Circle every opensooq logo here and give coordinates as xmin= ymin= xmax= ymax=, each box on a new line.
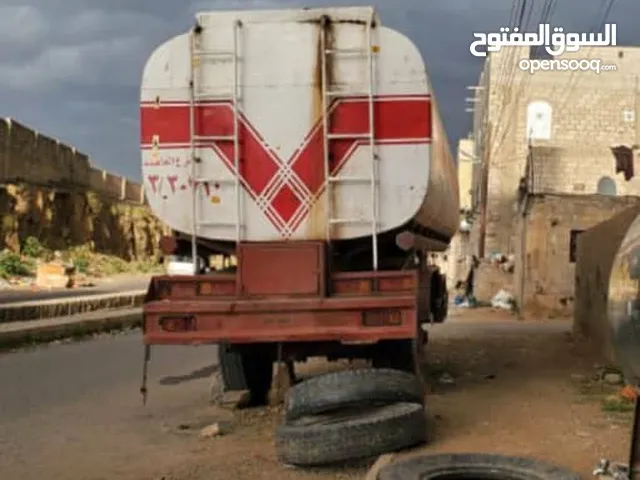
xmin=469 ymin=23 xmax=617 ymax=57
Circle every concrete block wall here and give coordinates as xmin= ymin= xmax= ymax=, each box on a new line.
xmin=475 ymin=46 xmax=640 ymax=256
xmin=473 ymin=263 xmax=513 ymax=303
xmin=574 ymin=205 xmax=640 ymax=364
xmin=516 ymin=194 xmax=640 ymax=316
xmin=0 ymin=118 xmax=144 ymax=204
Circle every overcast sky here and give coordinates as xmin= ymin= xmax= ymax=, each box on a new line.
xmin=0 ymin=0 xmax=638 ymax=181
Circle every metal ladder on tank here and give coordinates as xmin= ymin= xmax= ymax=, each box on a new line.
xmin=320 ymin=18 xmax=379 ymax=270
xmin=188 ymin=20 xmax=243 ymax=269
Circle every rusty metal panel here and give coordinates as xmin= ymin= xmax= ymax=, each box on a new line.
xmin=143 ymin=294 xmax=415 ymax=344
xmin=150 ymin=274 xmax=237 ymax=300
xmin=332 ymin=277 xmax=373 ymax=295
xmin=237 ymin=241 xmax=325 ymax=297
xmin=331 ymin=270 xmax=417 ymax=296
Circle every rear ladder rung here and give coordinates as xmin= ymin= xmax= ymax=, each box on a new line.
xmin=327 ymin=132 xmax=371 ymax=140
xmin=193 ymin=50 xmax=235 ymax=59
xmin=327 ymin=176 xmax=374 ymax=183
xmin=326 ymin=90 xmax=369 ymax=97
xmin=197 ymin=221 xmax=244 ymax=228
xmin=325 ymin=48 xmax=368 ymax=56
xmin=329 ymin=218 xmax=376 ymax=225
xmin=193 ymin=134 xmax=237 ymax=141
xmin=193 ymin=90 xmax=236 ymax=99
xmin=193 ymin=178 xmax=236 ymax=184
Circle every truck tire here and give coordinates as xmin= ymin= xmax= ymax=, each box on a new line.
xmin=377 ymin=453 xmax=581 ymax=480
xmin=218 ymin=344 xmax=273 ymax=406
xmin=284 ymin=369 xmax=424 ymax=422
xmin=275 ymin=402 xmax=427 ymax=466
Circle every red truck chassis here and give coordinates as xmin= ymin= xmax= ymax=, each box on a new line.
xmin=142 ymin=240 xmax=437 ymax=403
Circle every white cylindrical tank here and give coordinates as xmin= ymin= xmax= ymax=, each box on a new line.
xmin=140 ymin=6 xmax=459 ymax=246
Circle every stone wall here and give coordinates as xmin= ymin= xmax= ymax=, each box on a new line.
xmin=473 ymin=262 xmax=513 ymax=303
xmin=0 ymin=185 xmax=165 ymax=261
xmin=0 ymin=117 xmax=168 ymax=260
xmin=574 ymin=205 xmax=640 ymax=363
xmin=473 ymin=46 xmax=640 ymax=257
xmin=516 ymin=194 xmax=640 ymax=316
xmin=0 ymin=118 xmax=144 ymax=204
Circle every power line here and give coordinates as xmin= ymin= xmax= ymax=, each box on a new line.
xmin=553 ymin=0 xmax=617 ymax=120
xmin=489 ymin=0 xmax=551 ymax=158
xmin=491 ymin=0 xmax=524 ymax=96
xmin=531 ymin=0 xmax=558 ymax=58
xmin=486 ymin=0 xmax=533 ymax=156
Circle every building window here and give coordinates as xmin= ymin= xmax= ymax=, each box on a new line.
xmin=526 ymin=101 xmax=552 ymax=140
xmin=569 ymin=229 xmax=585 ymax=263
xmin=597 ymin=176 xmax=617 ymax=196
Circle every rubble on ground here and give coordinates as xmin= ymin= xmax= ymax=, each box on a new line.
xmin=491 ymin=289 xmax=516 ymax=310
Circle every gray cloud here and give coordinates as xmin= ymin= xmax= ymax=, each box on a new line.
xmin=0 ymin=0 xmax=638 ymax=179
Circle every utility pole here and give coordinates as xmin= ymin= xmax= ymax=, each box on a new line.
xmin=478 ymin=124 xmax=491 ymax=259
xmin=635 ymin=75 xmax=639 ymax=149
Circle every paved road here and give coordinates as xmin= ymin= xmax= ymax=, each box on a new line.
xmin=0 ymin=275 xmax=151 ymax=304
xmin=0 ymin=333 xmax=219 ymax=480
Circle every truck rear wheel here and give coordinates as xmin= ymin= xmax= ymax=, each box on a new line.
xmin=218 ymin=344 xmax=274 ymax=406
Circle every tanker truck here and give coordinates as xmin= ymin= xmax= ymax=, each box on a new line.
xmin=140 ymin=6 xmax=459 ymax=404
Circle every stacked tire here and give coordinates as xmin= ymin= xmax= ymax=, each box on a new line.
xmin=376 ymin=453 xmax=582 ymax=480
xmin=275 ymin=368 xmax=428 ymax=466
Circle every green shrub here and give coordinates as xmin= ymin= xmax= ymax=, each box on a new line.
xmin=21 ymin=236 xmax=46 ymax=258
xmin=0 ymin=251 xmax=33 ymax=278
xmin=74 ymin=257 xmax=90 ymax=274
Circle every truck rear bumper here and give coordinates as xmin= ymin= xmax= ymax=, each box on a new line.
xmin=143 ymin=295 xmax=416 ymax=345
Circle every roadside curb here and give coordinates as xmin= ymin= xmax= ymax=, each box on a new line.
xmin=0 ymin=308 xmax=143 ymax=351
xmin=0 ymin=291 xmax=146 ymax=323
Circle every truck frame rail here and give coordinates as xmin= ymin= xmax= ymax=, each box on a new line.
xmin=143 ymin=241 xmax=418 ymax=345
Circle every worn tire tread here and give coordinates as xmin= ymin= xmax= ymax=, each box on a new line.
xmin=285 ymin=368 xmax=424 ymax=422
xmin=276 ymin=402 xmax=427 ymax=466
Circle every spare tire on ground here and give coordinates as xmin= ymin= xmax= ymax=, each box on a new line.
xmin=284 ymin=368 xmax=424 ymax=422
xmin=377 ymin=453 xmax=582 ymax=480
xmin=275 ymin=402 xmax=427 ymax=466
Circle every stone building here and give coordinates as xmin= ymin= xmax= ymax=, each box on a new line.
xmin=469 ymin=45 xmax=640 ymax=314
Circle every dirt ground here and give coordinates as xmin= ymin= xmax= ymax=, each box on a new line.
xmin=147 ymin=308 xmax=632 ymax=479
